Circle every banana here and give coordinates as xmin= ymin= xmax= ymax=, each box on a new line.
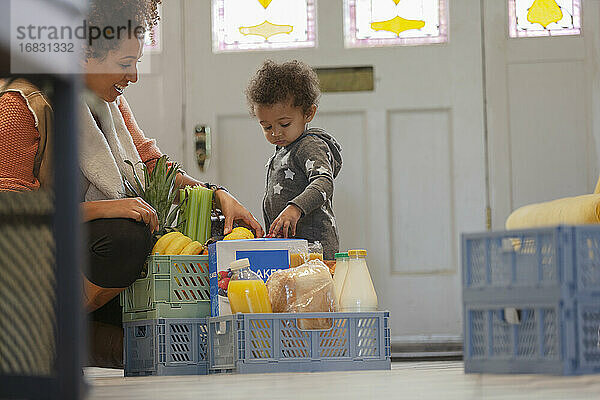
xmin=163 ymin=235 xmax=193 ymax=255
xmin=152 ymin=231 xmax=184 ymax=255
xmin=179 ymin=241 xmax=204 ymax=255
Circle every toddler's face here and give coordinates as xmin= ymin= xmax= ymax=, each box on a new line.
xmin=254 ymin=100 xmax=316 ymax=147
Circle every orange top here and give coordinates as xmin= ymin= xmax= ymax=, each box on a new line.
xmin=0 ymin=92 xmax=163 ymax=191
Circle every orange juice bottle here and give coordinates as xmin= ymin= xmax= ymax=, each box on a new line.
xmin=226 ymin=258 xmax=272 ymax=313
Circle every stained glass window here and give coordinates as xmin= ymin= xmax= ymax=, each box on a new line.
xmin=344 ymin=0 xmax=448 ymax=48
xmin=509 ymin=0 xmax=581 ymax=38
xmin=212 ymin=0 xmax=316 ymax=52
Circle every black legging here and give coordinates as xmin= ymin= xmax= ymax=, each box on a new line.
xmin=87 ymin=218 xmax=153 ymax=326
xmin=85 ymin=218 xmax=153 ymax=288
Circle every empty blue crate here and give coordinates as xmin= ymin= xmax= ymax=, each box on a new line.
xmin=208 ymin=312 xmax=391 ymax=374
xmin=463 ymin=225 xmax=600 ymax=300
xmin=462 ymin=225 xmax=600 ymax=375
xmin=121 ymin=254 xmax=210 ymax=322
xmin=124 ymin=318 xmax=209 ymax=377
xmin=464 ymin=298 xmax=600 ymax=375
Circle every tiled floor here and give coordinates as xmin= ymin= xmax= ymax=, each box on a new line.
xmin=85 ymin=362 xmax=600 ymax=400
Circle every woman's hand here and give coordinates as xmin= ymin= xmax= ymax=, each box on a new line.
xmin=214 ymin=190 xmax=264 ymax=237
xmin=268 ymin=204 xmax=301 ymax=239
xmin=82 ymin=198 xmax=159 ymax=232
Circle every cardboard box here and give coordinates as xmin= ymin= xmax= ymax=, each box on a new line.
xmin=208 ymin=238 xmax=308 ymax=317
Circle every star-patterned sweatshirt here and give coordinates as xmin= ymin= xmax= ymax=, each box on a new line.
xmin=263 ymin=127 xmax=342 ymax=259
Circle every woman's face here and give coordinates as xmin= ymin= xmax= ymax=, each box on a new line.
xmin=84 ymin=37 xmax=144 ymax=102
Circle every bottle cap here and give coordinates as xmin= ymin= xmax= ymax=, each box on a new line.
xmin=334 ymin=252 xmax=349 ymax=259
xmin=229 ymin=258 xmax=250 ymax=271
xmin=348 ymin=249 xmax=367 ymax=257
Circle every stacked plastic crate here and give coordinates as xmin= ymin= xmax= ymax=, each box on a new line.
xmin=122 ymin=251 xmax=392 ymax=375
xmin=121 ymin=254 xmax=211 ymax=376
xmin=462 ymin=226 xmax=600 ymax=375
xmin=208 ymin=311 xmax=391 ymax=374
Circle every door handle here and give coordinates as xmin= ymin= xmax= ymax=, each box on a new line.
xmin=195 ymin=124 xmax=211 ymax=171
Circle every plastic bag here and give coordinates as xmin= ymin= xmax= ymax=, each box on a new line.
xmin=289 ymin=241 xmax=324 ymax=268
xmin=266 ymin=259 xmax=336 ymax=329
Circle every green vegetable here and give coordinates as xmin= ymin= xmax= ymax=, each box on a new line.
xmin=178 ymin=185 xmax=212 ymax=244
xmin=124 ymin=155 xmax=184 ymax=236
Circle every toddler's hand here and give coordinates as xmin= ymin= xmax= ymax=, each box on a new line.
xmin=269 ymin=204 xmax=302 ymax=238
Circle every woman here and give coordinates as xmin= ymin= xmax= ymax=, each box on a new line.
xmin=0 ymin=0 xmax=263 ymax=366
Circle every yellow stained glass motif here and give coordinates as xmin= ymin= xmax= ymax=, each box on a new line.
xmin=369 ymin=0 xmax=426 ymax=37
xmin=344 ymin=0 xmax=448 ymax=47
xmin=239 ymin=20 xmax=294 ymax=39
xmin=371 ymin=15 xmax=425 ymax=36
xmin=258 ymin=0 xmax=273 ymax=8
xmin=527 ymin=0 xmax=563 ymax=28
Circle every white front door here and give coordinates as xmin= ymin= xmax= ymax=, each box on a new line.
xmin=485 ymin=0 xmax=600 ymax=228
xmin=180 ymin=0 xmax=487 ymax=341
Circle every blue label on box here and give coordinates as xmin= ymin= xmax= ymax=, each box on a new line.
xmin=235 ymin=250 xmax=289 ymax=281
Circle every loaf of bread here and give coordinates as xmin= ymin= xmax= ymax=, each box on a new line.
xmin=266 ymin=260 xmax=336 ymax=329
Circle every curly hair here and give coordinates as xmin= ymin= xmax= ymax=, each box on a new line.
xmin=86 ymin=0 xmax=161 ymax=59
xmin=245 ymin=60 xmax=321 ymax=116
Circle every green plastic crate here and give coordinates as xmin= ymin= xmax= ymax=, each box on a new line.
xmin=122 ymin=254 xmax=210 ymax=322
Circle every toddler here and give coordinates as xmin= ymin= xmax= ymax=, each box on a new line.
xmin=245 ymin=60 xmax=342 ymax=259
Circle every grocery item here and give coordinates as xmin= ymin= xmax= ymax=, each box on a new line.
xmin=151 ymin=231 xmax=183 ymax=255
xmin=324 ymin=260 xmax=336 ymax=275
xmin=289 ymin=241 xmax=323 ymax=268
xmin=217 ymin=269 xmax=232 ymax=297
xmin=266 ymin=259 xmax=335 ymax=329
xmin=124 ymin=155 xmax=183 ymax=236
xmin=332 ymin=252 xmax=349 ymax=309
xmin=308 ymin=242 xmax=324 ymax=260
xmin=227 ymin=258 xmax=272 ymax=313
xmin=224 ymin=227 xmax=255 ymax=241
xmin=163 ymin=235 xmax=192 ymax=255
xmin=209 ymin=238 xmax=308 ymax=316
xmin=308 ymin=253 xmax=324 ymax=262
xmin=179 ymin=185 xmax=213 ymax=244
xmin=339 ymin=249 xmax=378 ymax=312
xmin=179 ymin=240 xmax=204 ymax=255
xmin=289 ymin=253 xmax=304 ymax=268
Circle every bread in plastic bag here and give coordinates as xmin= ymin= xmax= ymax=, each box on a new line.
xmin=266 ymin=259 xmax=336 ymax=329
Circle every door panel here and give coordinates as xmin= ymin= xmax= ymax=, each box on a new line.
xmin=389 ymin=109 xmax=455 ymax=274
xmin=508 ymin=61 xmax=588 ymax=209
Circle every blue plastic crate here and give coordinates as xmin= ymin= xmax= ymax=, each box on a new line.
xmin=208 ymin=312 xmax=391 ymax=374
xmin=123 ymin=318 xmax=209 ymax=376
xmin=462 ymin=225 xmax=600 ymax=375
xmin=463 ymin=297 xmax=600 ymax=375
xmin=463 ymin=225 xmax=600 ymax=300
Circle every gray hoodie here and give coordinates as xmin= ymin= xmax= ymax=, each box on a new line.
xmin=263 ymin=127 xmax=342 ymax=259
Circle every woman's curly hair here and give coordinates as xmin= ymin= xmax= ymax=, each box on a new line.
xmin=246 ymin=60 xmax=321 ymax=116
xmin=86 ymin=0 xmax=161 ymax=59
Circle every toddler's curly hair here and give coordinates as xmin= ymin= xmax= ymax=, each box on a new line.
xmin=246 ymin=60 xmax=321 ymax=116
